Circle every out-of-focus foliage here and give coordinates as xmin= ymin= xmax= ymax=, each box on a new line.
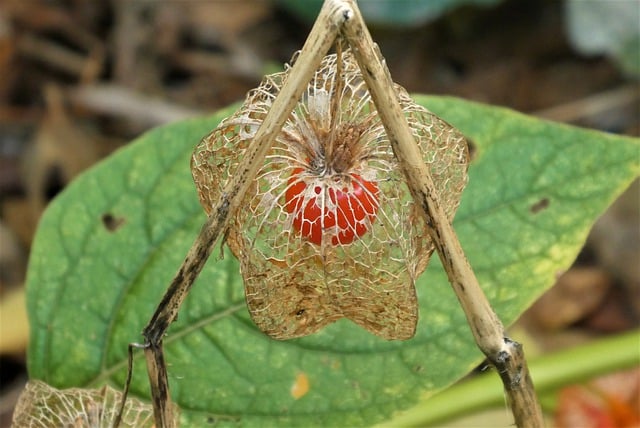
xmin=566 ymin=0 xmax=640 ymax=77
xmin=277 ymin=0 xmax=503 ymax=27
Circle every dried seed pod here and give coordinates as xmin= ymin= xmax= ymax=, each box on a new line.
xmin=192 ymin=48 xmax=469 ymax=340
xmin=11 ymin=380 xmax=163 ymax=427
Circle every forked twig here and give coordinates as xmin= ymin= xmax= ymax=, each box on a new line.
xmin=116 ymin=1 xmax=544 ymax=427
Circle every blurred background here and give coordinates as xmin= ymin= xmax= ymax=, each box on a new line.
xmin=0 ymin=0 xmax=638 ymax=426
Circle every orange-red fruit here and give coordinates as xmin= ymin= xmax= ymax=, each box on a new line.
xmin=285 ymin=168 xmax=379 ymax=245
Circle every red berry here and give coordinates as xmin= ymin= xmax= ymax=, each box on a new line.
xmin=285 ymin=168 xmax=379 ymax=245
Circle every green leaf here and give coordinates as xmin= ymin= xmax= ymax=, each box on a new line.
xmin=378 ymin=328 xmax=640 ymax=427
xmin=26 ymin=96 xmax=639 ymax=427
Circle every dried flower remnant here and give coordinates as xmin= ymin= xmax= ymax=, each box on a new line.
xmin=191 ymin=48 xmax=469 ymax=340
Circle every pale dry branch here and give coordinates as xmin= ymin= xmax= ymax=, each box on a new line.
xmin=535 ymin=83 xmax=639 ymax=123
xmin=117 ymin=2 xmax=351 ymax=427
xmin=341 ymin=2 xmax=543 ymax=426
xmin=69 ymin=84 xmax=203 ymax=127
xmin=340 ymin=2 xmax=544 ymax=426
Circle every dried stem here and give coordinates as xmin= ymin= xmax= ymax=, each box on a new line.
xmin=69 ymin=84 xmax=203 ymax=127
xmin=117 ymin=1 xmax=352 ymax=427
xmin=327 ymin=37 xmax=345 ymax=161
xmin=340 ymin=1 xmax=543 ymax=426
xmin=17 ymin=34 xmax=93 ymax=78
xmin=535 ymin=83 xmax=639 ymax=123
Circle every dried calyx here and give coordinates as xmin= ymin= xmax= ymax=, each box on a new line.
xmin=326 ymin=121 xmax=369 ymax=174
xmin=191 ymin=47 xmax=469 ymax=340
